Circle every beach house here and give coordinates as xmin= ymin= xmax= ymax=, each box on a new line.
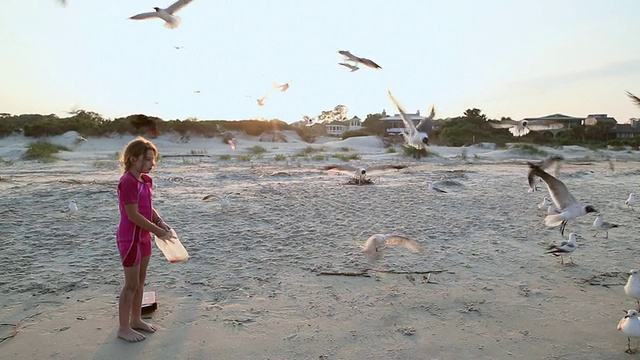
xmin=379 ymin=109 xmax=428 ymax=135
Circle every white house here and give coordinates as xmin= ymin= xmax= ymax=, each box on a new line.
xmin=379 ymin=109 xmax=427 ymax=134
xmin=326 ymin=120 xmax=347 ymax=136
xmin=347 ymin=116 xmax=362 ymax=131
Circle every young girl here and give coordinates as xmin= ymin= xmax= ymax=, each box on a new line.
xmin=116 ymin=137 xmax=170 ymax=342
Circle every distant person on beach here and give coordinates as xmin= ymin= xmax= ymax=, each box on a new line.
xmin=116 ymin=137 xmax=170 ymax=342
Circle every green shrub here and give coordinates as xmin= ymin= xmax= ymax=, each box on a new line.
xmin=402 ymin=146 xmax=437 ymax=159
xmin=23 ymin=141 xmax=70 ymax=162
xmin=246 ymin=145 xmax=267 ymax=155
xmin=274 ymin=154 xmax=287 ymax=161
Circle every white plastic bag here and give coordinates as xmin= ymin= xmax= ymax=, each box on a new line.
xmin=155 ymin=229 xmax=189 ymax=263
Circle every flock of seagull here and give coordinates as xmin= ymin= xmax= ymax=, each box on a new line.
xmin=523 ymin=155 xmax=640 ymax=353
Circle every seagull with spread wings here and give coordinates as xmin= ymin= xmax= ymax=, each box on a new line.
xmin=338 ymin=50 xmax=382 ymax=70
xmin=130 ymin=0 xmax=194 ymax=29
xmin=273 ymin=81 xmax=291 ymax=92
xmin=527 ymin=162 xmax=597 ymax=235
xmin=256 ymin=93 xmax=268 ymax=107
xmin=627 ymin=91 xmax=640 ymax=108
xmin=361 ymin=234 xmax=422 ymax=258
xmin=323 ymin=164 xmax=407 ymax=184
xmin=388 ymin=90 xmax=429 ymax=149
xmin=491 ymin=119 xmax=564 ymax=137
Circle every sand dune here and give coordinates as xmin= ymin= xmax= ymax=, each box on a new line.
xmin=1 ymin=132 xmax=640 ymax=358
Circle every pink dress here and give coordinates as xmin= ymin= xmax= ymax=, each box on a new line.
xmin=117 ymin=172 xmax=153 ymax=267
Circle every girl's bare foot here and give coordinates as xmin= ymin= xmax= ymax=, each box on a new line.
xmin=117 ymin=327 xmax=146 ymax=342
xmin=131 ymin=320 xmax=157 ymax=333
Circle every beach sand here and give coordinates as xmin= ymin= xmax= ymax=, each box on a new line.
xmin=1 ymin=131 xmax=640 ymax=359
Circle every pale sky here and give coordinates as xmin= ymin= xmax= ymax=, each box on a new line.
xmin=2 ymin=0 xmax=640 ymax=124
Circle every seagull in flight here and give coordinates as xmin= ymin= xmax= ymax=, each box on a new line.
xmin=527 ymin=162 xmax=597 ymax=235
xmin=388 ymin=90 xmax=429 ymax=149
xmin=626 ymin=91 xmax=640 ymax=108
xmin=129 ymin=0 xmax=195 ymax=29
xmin=361 ymin=234 xmax=422 ymax=258
xmin=257 ymin=93 xmax=268 ymax=107
xmin=546 ymin=232 xmax=580 ymax=265
xmin=273 ymin=81 xmax=291 ymax=92
xmin=338 ymin=62 xmax=360 ymax=72
xmin=338 ymin=50 xmax=382 ymax=70
xmin=491 ymin=119 xmax=564 ymax=137
xmin=528 ymin=155 xmax=564 ymax=191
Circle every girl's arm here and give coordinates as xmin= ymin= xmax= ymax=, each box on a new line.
xmin=152 ymin=207 xmax=171 ymax=230
xmin=124 ymin=203 xmax=168 ymax=237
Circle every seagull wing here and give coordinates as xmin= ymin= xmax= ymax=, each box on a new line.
xmin=384 ymin=236 xmax=422 ymax=253
xmin=338 ymin=50 xmax=360 ymax=62
xmin=626 ymin=91 xmax=640 ymax=108
xmin=527 ymin=163 xmax=577 ymax=210
xmin=526 ymin=123 xmax=565 ymax=132
xmin=202 ymin=194 xmax=219 ymax=201
xmin=130 ymin=12 xmax=160 ymax=20
xmin=165 ymin=0 xmax=194 ymax=14
xmin=358 ymin=57 xmax=382 ymax=69
xmin=490 ymin=120 xmax=519 ymax=129
xmin=388 ymin=91 xmax=417 ymax=137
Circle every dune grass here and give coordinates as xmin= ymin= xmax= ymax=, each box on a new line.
xmin=247 ymin=145 xmax=267 ymax=155
xmin=402 ymin=146 xmax=438 ymax=159
xmin=274 ymin=154 xmax=287 ymax=161
xmin=23 ymin=141 xmax=70 ymax=162
xmin=510 ymin=143 xmax=548 ymax=156
xmin=219 ymin=154 xmax=232 ymax=160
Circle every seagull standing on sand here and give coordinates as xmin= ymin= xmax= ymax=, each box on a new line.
xmin=62 ymin=200 xmax=78 ymax=217
xmin=129 ymin=0 xmax=194 ymax=29
xmin=361 ymin=234 xmax=421 ymax=258
xmin=626 ymin=193 xmax=637 ymax=211
xmin=388 ymin=90 xmax=429 ymax=149
xmin=527 ymin=162 xmax=597 ymax=235
xmin=338 ymin=63 xmax=360 ymax=72
xmin=546 ymin=232 xmax=580 ymax=264
xmin=538 ymin=197 xmax=553 ymax=212
xmin=592 ymin=213 xmax=618 ymax=239
xmin=625 ymin=270 xmax=640 ymax=311
xmin=618 ymin=309 xmax=640 ymax=354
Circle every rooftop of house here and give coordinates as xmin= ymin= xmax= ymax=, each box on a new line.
xmin=522 ymin=113 xmax=584 ymax=121
xmin=380 ymin=110 xmax=427 ymax=121
xmin=609 ymin=123 xmax=640 ymax=133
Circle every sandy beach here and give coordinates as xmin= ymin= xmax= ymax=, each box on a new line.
xmin=2 ymin=131 xmax=640 ymax=359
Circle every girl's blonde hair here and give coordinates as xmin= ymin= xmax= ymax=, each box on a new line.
xmin=120 ymin=137 xmax=158 ymax=172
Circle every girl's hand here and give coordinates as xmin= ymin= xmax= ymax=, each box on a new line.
xmin=158 ymin=220 xmax=171 ymax=231
xmin=154 ymin=227 xmax=170 ymax=239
